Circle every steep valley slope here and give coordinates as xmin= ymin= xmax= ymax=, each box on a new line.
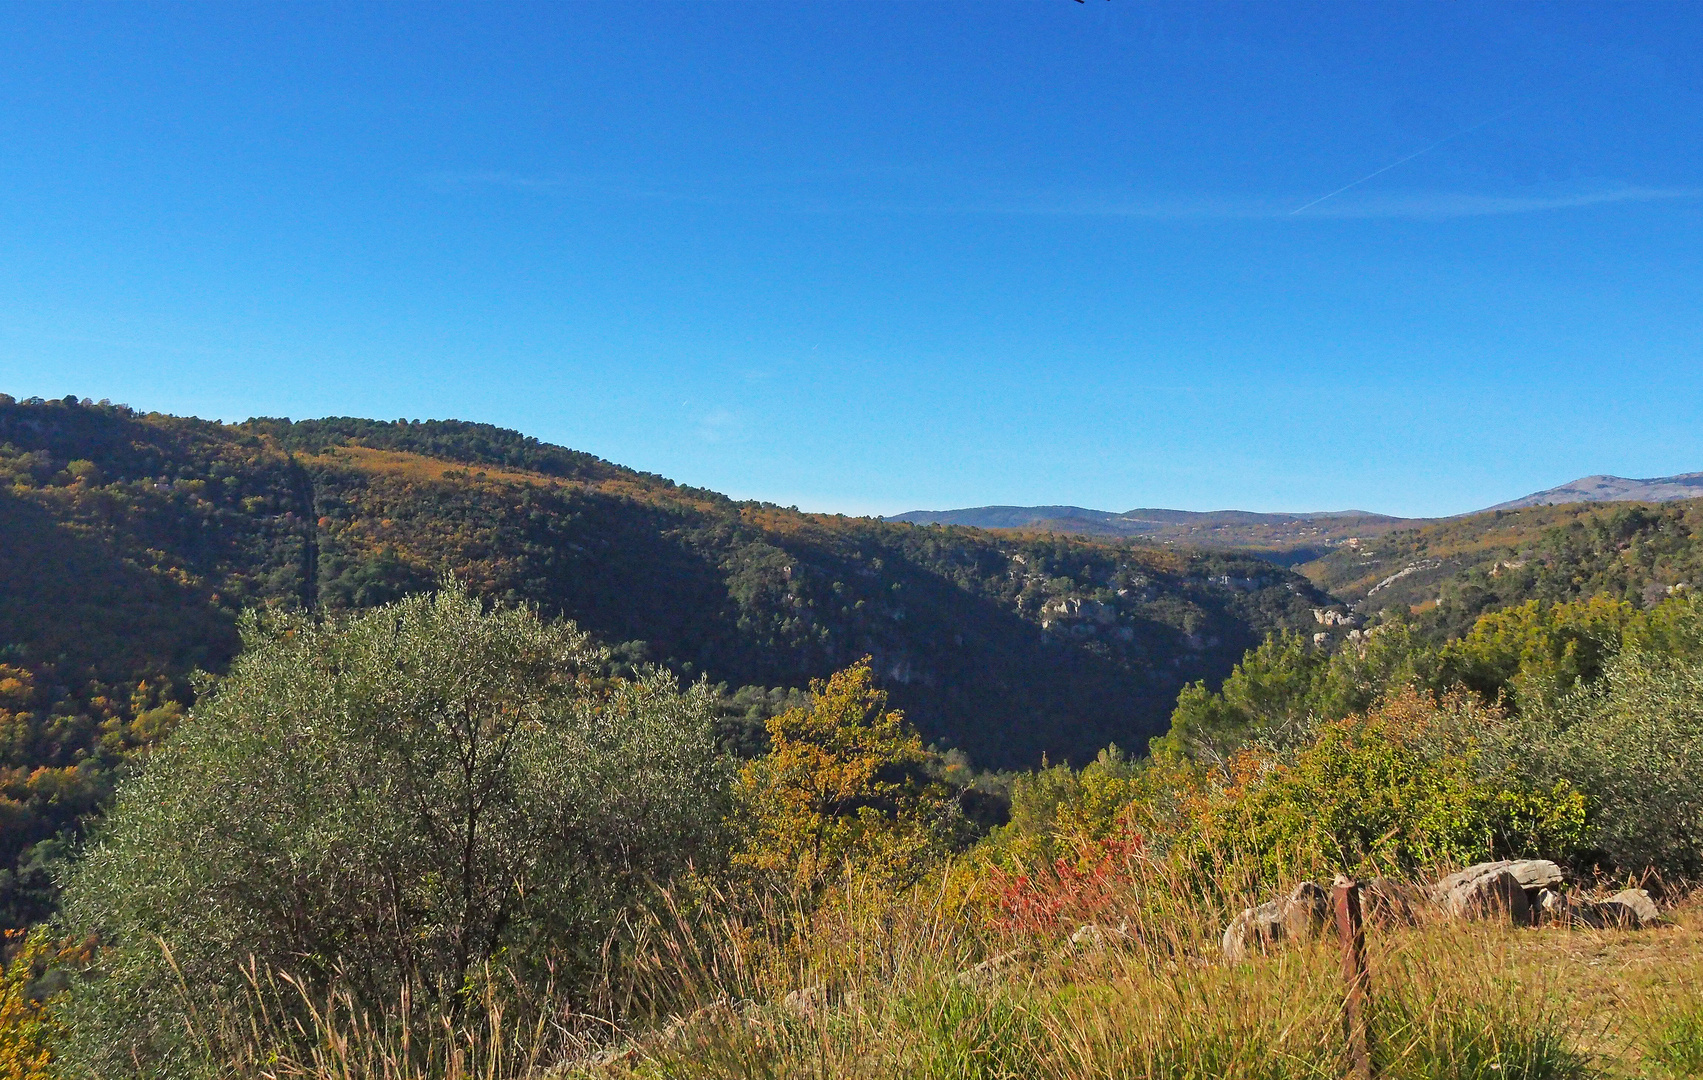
xmin=0 ymin=395 xmax=1337 ymax=923
xmin=1304 ymin=498 xmax=1703 ymax=640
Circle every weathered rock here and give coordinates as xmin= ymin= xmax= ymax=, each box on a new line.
xmin=1069 ymin=922 xmax=1131 ymax=949
xmin=1363 ymin=876 xmax=1422 ymax=926
xmin=953 ymin=950 xmax=1018 ymax=986
xmin=1503 ymin=860 xmax=1565 ymax=890
xmin=1221 ymin=881 xmax=1329 ymax=961
xmin=1432 ymin=860 xmax=1562 ymax=922
xmin=1601 ymin=889 xmax=1661 ymax=928
xmin=1533 ymin=887 xmax=1659 ymax=930
xmin=781 ymin=984 xmax=825 ymax=1017
xmin=1222 ymin=902 xmax=1283 ymax=962
xmin=1535 ymin=887 xmax=1571 ymax=927
xmin=1283 ymin=881 xmax=1330 ymax=935
xmin=1433 ymin=866 xmax=1531 ymax=924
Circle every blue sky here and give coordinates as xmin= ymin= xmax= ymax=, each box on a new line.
xmin=3 ymin=2 xmax=1700 ymax=518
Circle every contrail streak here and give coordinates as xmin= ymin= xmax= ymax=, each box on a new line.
xmin=1290 ymin=107 xmax=1519 ymax=215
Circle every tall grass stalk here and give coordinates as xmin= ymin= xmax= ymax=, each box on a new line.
xmin=177 ymin=860 xmax=1598 ymax=1080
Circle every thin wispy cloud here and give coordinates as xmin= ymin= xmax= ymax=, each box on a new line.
xmin=424 ymin=167 xmax=1698 ymax=223
xmin=993 ymin=184 xmax=1700 ymax=222
xmin=1299 ymin=185 xmax=1701 ymax=220
xmin=696 ymin=407 xmax=748 ymax=445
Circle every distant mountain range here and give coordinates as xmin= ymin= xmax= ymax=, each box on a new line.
xmin=1485 ymin=472 xmax=1703 ymax=510
xmin=884 ymin=506 xmax=1414 ymax=562
xmin=887 ymin=470 xmax=1703 ymax=554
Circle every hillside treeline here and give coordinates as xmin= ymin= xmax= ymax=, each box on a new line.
xmin=4 ymin=396 xmax=1703 ymax=1074
xmin=0 ymin=394 xmax=1328 ymax=926
xmin=15 ymin=580 xmax=1703 ymax=1078
xmin=1309 ymin=498 xmax=1703 ymax=635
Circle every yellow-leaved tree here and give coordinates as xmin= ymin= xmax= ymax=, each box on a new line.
xmin=0 ymin=930 xmax=61 ymax=1080
xmin=733 ymin=659 xmax=960 ymax=893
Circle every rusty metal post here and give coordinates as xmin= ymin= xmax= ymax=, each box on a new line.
xmin=1333 ymin=874 xmax=1372 ymax=1080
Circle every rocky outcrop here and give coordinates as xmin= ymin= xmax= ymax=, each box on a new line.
xmin=1430 ymin=861 xmax=1664 ymax=929
xmin=1221 ymin=881 xmax=1329 ymax=962
xmin=1541 ymin=887 xmax=1663 ymax=929
xmin=1436 ymin=868 xmax=1529 ymax=924
xmin=1432 ymin=860 xmax=1563 ymax=924
xmin=1069 ymin=922 xmax=1132 ymax=950
xmin=1603 ymin=888 xmax=1662 ymax=926
xmin=1040 ymin=596 xmax=1116 ymax=626
xmin=1219 ymin=862 xmax=1661 ymax=962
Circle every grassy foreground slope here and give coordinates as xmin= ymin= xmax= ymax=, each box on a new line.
xmin=0 ymin=394 xmax=1332 ymax=921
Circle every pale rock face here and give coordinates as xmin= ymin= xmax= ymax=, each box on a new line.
xmin=782 ymin=985 xmax=825 ymax=1017
xmin=1221 ymin=881 xmax=1329 ymax=961
xmin=1431 ymin=860 xmax=1562 ymax=924
xmin=1535 ymin=887 xmax=1570 ymax=926
xmin=1069 ymin=922 xmax=1131 ymax=949
xmin=1040 ymin=596 xmax=1118 ymax=625
xmin=1603 ymin=889 xmax=1661 ymax=927
xmin=1546 ymin=887 xmax=1661 ymax=929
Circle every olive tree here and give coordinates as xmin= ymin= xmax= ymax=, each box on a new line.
xmin=1493 ymin=649 xmax=1703 ymax=877
xmin=57 ymin=583 xmax=731 ymax=1076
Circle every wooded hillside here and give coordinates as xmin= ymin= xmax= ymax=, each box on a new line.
xmin=0 ymin=394 xmax=1332 ymax=924
xmin=1305 ymin=499 xmax=1703 ymax=640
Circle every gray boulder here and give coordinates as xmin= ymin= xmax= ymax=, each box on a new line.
xmin=1535 ymin=887 xmax=1571 ymax=926
xmin=1597 ymin=888 xmax=1661 ymax=928
xmin=1221 ymin=881 xmax=1330 ymax=961
xmin=1534 ymin=885 xmax=1661 ymax=929
xmin=1069 ymin=922 xmax=1131 ymax=950
xmin=1433 ymin=864 xmax=1535 ymax=924
xmin=781 ymin=984 xmax=825 ymax=1017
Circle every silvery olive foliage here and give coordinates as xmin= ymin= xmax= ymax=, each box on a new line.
xmin=56 ymin=582 xmax=731 ymax=1077
xmin=1493 ymin=650 xmax=1703 ymax=877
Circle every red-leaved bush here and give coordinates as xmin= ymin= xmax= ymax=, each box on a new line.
xmin=988 ymin=835 xmax=1147 ymax=936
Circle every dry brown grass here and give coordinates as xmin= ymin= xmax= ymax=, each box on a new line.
xmin=306 ymin=445 xmax=567 ymax=488
xmin=1504 ymin=894 xmax=1703 ymax=1077
xmin=176 ymin=872 xmax=1703 ymax=1080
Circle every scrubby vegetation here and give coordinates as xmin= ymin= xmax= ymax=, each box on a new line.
xmin=0 ymin=395 xmax=1327 ymax=926
xmin=5 ymin=578 xmax=1695 ymax=1077
xmin=5 ymin=394 xmax=1703 ymax=1077
xmin=1307 ymin=500 xmax=1703 ymax=636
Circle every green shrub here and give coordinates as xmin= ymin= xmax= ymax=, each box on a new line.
xmin=55 ymin=582 xmax=732 ymax=1078
xmin=1187 ymin=691 xmax=1586 ymax=880
xmin=893 ymin=981 xmax=1044 ymax=1080
xmin=1501 ymin=649 xmax=1703 ymax=876
xmin=988 ymin=745 xmax=1144 ymax=868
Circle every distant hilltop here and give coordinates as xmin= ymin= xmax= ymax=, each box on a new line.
xmin=887 ymin=470 xmax=1703 ymax=553
xmin=884 ymin=506 xmax=1415 ymax=560
xmin=885 ymin=506 xmax=1395 ymax=530
xmin=1485 ymin=472 xmax=1703 ymax=511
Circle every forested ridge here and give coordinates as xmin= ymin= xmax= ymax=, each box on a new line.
xmin=1305 ymin=499 xmax=1703 ymax=640
xmin=0 ymin=394 xmax=1331 ymax=925
xmin=10 ymin=394 xmax=1703 ymax=1080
